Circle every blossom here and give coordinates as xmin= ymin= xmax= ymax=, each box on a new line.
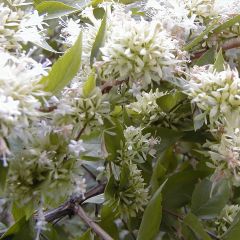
xmin=215 ymin=204 xmax=240 ymax=236
xmin=68 ymin=139 xmax=85 ymax=157
xmin=0 ymin=4 xmax=46 ymax=51
xmin=98 ymin=18 xmax=180 ymax=88
xmin=186 ymin=65 xmax=240 ymax=124
xmin=128 ymin=89 xmax=165 ymax=123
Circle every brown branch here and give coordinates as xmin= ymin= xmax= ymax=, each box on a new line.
xmin=101 ymin=79 xmax=128 ymax=94
xmin=191 ymin=37 xmax=240 ymax=60
xmin=43 ymin=183 xmax=106 ymax=222
xmin=38 ymin=106 xmax=57 ymax=113
xmin=74 ymin=205 xmax=113 ymax=240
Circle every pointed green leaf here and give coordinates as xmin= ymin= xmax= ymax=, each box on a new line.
xmin=214 ymin=48 xmax=225 ymax=72
xmin=191 ymin=179 xmax=231 ymax=219
xmin=78 ymin=229 xmax=94 ymax=240
xmin=36 ymin=1 xmax=79 ymax=20
xmin=212 ymin=15 xmax=240 ymax=34
xmin=223 ymin=211 xmax=240 ymax=240
xmin=40 ymin=32 xmax=82 ymax=94
xmin=183 ymin=213 xmax=211 ymax=240
xmin=83 ymin=70 xmax=96 ymax=97
xmin=184 ymin=18 xmax=219 ymax=51
xmin=137 ymin=182 xmax=166 ymax=240
xmin=90 ymin=13 xmax=107 ymax=66
xmin=195 ymin=48 xmax=215 ymax=66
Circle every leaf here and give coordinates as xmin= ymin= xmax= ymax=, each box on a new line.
xmin=212 ymin=15 xmax=240 ymax=35
xmin=137 ymin=182 xmax=166 ymax=240
xmin=191 ymin=179 xmax=231 ymax=219
xmin=223 ymin=211 xmax=240 ymax=240
xmin=144 ymin=127 xmax=183 ymax=153
xmin=157 ymin=91 xmax=187 ymax=113
xmin=78 ymin=229 xmax=94 ymax=240
xmin=40 ymin=32 xmax=82 ymax=94
xmin=162 ymin=170 xmax=208 ymax=209
xmin=183 ymin=213 xmax=212 ymax=240
xmin=36 ymin=1 xmax=79 ymax=20
xmin=184 ymin=18 xmax=219 ymax=51
xmin=214 ymin=48 xmax=225 ymax=72
xmin=90 ymin=13 xmax=107 ymax=66
xmin=84 ymin=194 xmax=105 ymax=204
xmin=83 ymin=70 xmax=96 ymax=97
xmin=0 ymin=164 xmax=8 ymax=194
xmin=150 ymin=161 xmax=166 ymax=194
xmin=195 ymin=48 xmax=215 ymax=66
xmin=0 ymin=217 xmax=34 ymax=240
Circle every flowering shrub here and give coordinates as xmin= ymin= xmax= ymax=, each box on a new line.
xmin=0 ymin=0 xmax=240 ymax=239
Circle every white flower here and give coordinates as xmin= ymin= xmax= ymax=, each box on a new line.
xmin=0 ymin=51 xmax=47 ymax=138
xmin=68 ymin=139 xmax=85 ymax=157
xmin=128 ymin=89 xmax=165 ymax=122
xmin=98 ymin=19 xmax=180 ymax=88
xmin=186 ymin=65 xmax=240 ymax=124
xmin=71 ymin=176 xmax=86 ymax=198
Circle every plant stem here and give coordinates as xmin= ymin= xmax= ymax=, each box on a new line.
xmin=74 ymin=205 xmax=113 ymax=240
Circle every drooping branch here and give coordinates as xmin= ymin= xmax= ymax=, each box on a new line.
xmin=43 ymin=182 xmax=105 ymax=222
xmin=74 ymin=205 xmax=113 ymax=240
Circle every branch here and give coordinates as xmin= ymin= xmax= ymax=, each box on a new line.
xmin=191 ymin=37 xmax=240 ymax=60
xmin=44 ymin=183 xmax=105 ymax=222
xmin=74 ymin=205 xmax=113 ymax=240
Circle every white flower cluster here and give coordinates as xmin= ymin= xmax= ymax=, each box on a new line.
xmin=215 ymin=204 xmax=240 ymax=236
xmin=187 ymin=65 xmax=240 ymax=124
xmin=54 ymin=84 xmax=109 ymax=134
xmin=0 ymin=3 xmax=46 ymax=51
xmin=121 ymin=126 xmax=159 ymax=163
xmin=99 ymin=19 xmax=180 ymax=88
xmin=128 ymin=89 xmax=165 ymax=123
xmin=0 ymin=52 xmax=47 ymax=138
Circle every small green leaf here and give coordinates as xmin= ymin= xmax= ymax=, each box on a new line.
xmin=184 ymin=18 xmax=219 ymax=51
xmin=214 ymin=48 xmax=225 ymax=72
xmin=78 ymin=229 xmax=94 ymax=240
xmin=150 ymin=161 xmax=166 ymax=194
xmin=183 ymin=213 xmax=212 ymax=240
xmin=40 ymin=32 xmax=82 ymax=94
xmin=36 ymin=1 xmax=79 ymax=20
xmin=212 ymin=14 xmax=240 ymax=34
xmin=83 ymin=70 xmax=96 ymax=97
xmin=195 ymin=48 xmax=215 ymax=66
xmin=0 ymin=164 xmax=8 ymax=194
xmin=137 ymin=182 xmax=166 ymax=240
xmin=90 ymin=13 xmax=107 ymax=66
xmin=191 ymin=179 xmax=231 ymax=219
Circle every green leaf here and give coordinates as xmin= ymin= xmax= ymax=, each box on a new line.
xmin=162 ymin=170 xmax=208 ymax=209
xmin=90 ymin=13 xmax=107 ymax=66
xmin=78 ymin=229 xmax=94 ymax=240
xmin=150 ymin=161 xmax=166 ymax=194
xmin=195 ymin=48 xmax=215 ymax=66
xmin=40 ymin=32 xmax=82 ymax=94
xmin=212 ymin=14 xmax=240 ymax=35
xmin=36 ymin=1 xmax=79 ymax=20
xmin=184 ymin=18 xmax=219 ymax=51
xmin=157 ymin=91 xmax=187 ymax=113
xmin=0 ymin=164 xmax=8 ymax=194
xmin=191 ymin=179 xmax=231 ymax=219
xmin=137 ymin=182 xmax=166 ymax=240
xmin=83 ymin=70 xmax=96 ymax=97
xmin=214 ymin=48 xmax=225 ymax=72
xmin=183 ymin=213 xmax=212 ymax=240
xmin=12 ymin=201 xmax=35 ymax=221
xmin=0 ymin=217 xmax=34 ymax=240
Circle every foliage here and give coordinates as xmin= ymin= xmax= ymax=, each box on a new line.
xmin=0 ymin=0 xmax=240 ymax=239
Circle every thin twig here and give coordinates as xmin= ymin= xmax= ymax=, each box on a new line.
xmin=74 ymin=205 xmax=113 ymax=240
